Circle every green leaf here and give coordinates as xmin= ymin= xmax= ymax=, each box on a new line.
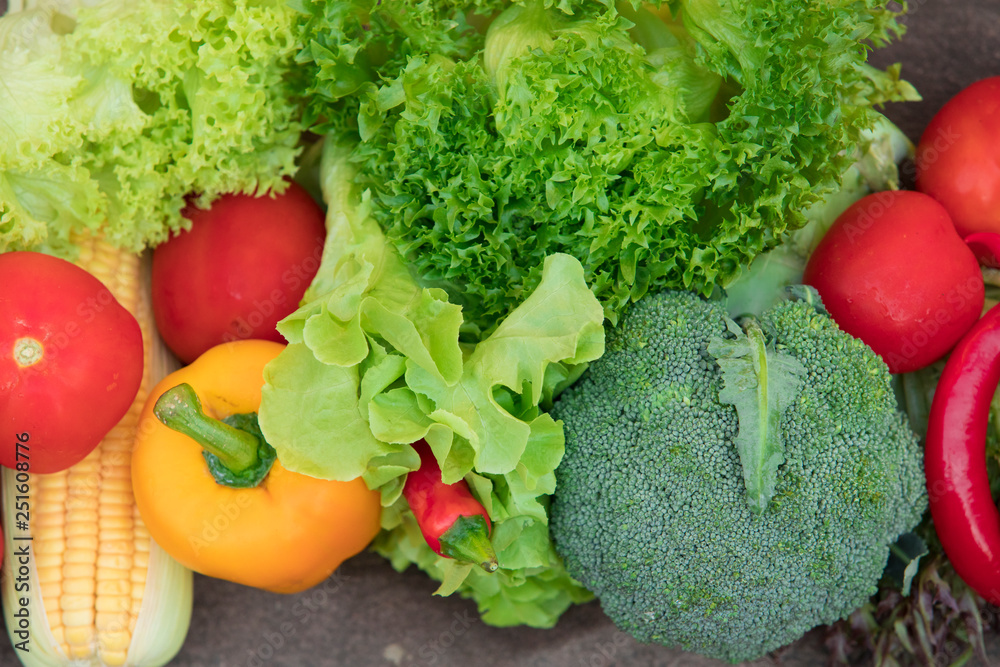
xmin=361 ymin=287 xmax=464 ymax=385
xmin=517 ymin=413 xmax=564 ymax=494
xmin=258 ymin=137 xmax=604 ymax=628
xmin=402 ymin=253 xmax=604 ymax=479
xmin=494 ymin=518 xmax=554 ymax=571
xmin=303 ymin=310 xmax=369 ymax=367
xmin=259 ymin=342 xmax=389 ymax=481
xmin=368 ymin=387 xmax=429 ymax=443
xmin=0 ymin=0 xmax=304 ymax=255
xmin=884 ymin=532 xmax=929 ymax=596
xmin=709 ymin=319 xmax=805 ymax=514
xmin=434 ymin=562 xmax=475 ymax=597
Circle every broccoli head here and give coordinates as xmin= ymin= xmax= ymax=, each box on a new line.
xmin=549 ymin=288 xmax=926 ymax=663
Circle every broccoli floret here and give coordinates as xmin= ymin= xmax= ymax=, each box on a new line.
xmin=549 ymin=289 xmax=926 ymax=663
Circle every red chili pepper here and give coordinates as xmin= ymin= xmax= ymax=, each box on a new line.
xmin=402 ymin=440 xmax=498 ymax=573
xmin=926 ymin=303 xmax=1000 ymax=604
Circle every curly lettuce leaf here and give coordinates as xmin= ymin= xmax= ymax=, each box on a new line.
xmin=723 ymin=112 xmax=914 ymax=319
xmin=258 ymin=137 xmax=604 ymax=627
xmin=297 ymin=0 xmax=917 ymax=335
xmin=0 ymin=0 xmax=304 ymax=255
xmin=291 ymin=0 xmax=494 ymax=136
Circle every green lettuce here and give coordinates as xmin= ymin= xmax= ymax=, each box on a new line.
xmin=294 ymin=0 xmax=918 ymax=334
xmin=292 ymin=0 xmax=495 ymax=137
xmin=0 ymin=0 xmax=304 ymax=256
xmin=723 ymin=112 xmax=915 ymax=319
xmin=258 ymin=137 xmax=605 ymax=627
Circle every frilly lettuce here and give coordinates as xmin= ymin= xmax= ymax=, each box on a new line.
xmin=258 ymin=137 xmax=604 ymax=626
xmin=723 ymin=112 xmax=915 ymax=319
xmin=292 ymin=0 xmax=495 ymax=137
xmin=0 ymin=0 xmax=303 ymax=256
xmin=295 ymin=0 xmax=919 ymax=335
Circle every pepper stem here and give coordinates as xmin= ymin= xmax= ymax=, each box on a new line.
xmin=153 ymin=383 xmax=260 ymax=474
xmin=438 ymin=515 xmax=499 ymax=573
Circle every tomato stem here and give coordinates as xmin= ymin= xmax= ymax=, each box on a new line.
xmin=13 ymin=337 xmax=43 ymax=368
xmin=154 ymin=383 xmax=260 ymax=474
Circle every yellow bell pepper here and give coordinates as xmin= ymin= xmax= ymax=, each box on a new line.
xmin=131 ymin=340 xmax=380 ymax=594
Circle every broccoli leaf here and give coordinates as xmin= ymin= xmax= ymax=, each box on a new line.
xmin=708 ymin=319 xmax=805 ymax=514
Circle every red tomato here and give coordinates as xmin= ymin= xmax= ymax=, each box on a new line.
xmin=803 ymin=190 xmax=983 ymax=374
xmin=0 ymin=252 xmax=144 ymax=473
xmin=915 ymin=76 xmax=1000 ymax=238
xmin=151 ymin=181 xmax=326 ymax=364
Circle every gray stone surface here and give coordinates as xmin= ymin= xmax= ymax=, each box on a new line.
xmin=2 ymin=1 xmax=1000 ymax=666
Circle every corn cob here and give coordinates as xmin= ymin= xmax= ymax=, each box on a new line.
xmin=2 ymin=232 xmax=193 ymax=666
